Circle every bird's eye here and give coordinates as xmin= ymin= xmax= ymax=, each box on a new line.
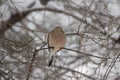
xmin=51 ymin=46 xmax=54 ymax=50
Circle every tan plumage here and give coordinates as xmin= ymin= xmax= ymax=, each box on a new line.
xmin=48 ymin=26 xmax=66 ymax=66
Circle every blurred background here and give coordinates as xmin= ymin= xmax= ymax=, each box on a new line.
xmin=0 ymin=0 xmax=120 ymax=80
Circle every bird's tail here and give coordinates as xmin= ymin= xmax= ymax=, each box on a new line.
xmin=48 ymin=55 xmax=54 ymax=66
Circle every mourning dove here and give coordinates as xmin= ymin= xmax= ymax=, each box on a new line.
xmin=40 ymin=0 xmax=50 ymax=5
xmin=48 ymin=26 xmax=66 ymax=66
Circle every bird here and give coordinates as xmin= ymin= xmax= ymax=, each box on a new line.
xmin=40 ymin=0 xmax=50 ymax=5
xmin=48 ymin=26 xmax=66 ymax=66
